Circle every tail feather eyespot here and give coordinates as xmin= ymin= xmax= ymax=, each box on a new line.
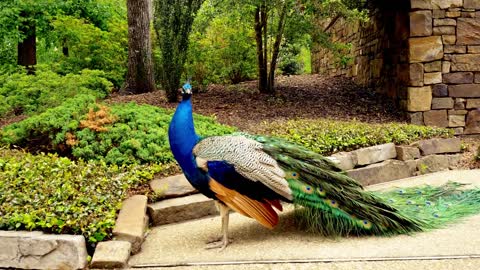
xmin=357 ymin=219 xmax=373 ymax=229
xmin=303 ymin=185 xmax=314 ymax=194
xmin=287 ymin=171 xmax=299 ymax=180
xmin=323 ymin=199 xmax=339 ymax=208
xmin=316 ymin=187 xmax=326 ymax=197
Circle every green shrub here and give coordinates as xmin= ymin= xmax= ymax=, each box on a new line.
xmin=0 ymin=94 xmax=97 ymax=148
xmin=261 ymin=119 xmax=454 ymax=155
xmin=279 ymin=44 xmax=304 ymax=76
xmin=49 ymin=15 xmax=128 ymax=87
xmin=476 ymin=146 xmax=480 ymax=161
xmin=1 ymin=97 xmax=236 ymax=165
xmin=0 ymin=148 xmax=164 ymax=244
xmin=0 ymin=67 xmax=112 ymax=118
xmin=185 ymin=5 xmax=257 ymax=85
xmin=71 ymin=102 xmax=235 ymax=165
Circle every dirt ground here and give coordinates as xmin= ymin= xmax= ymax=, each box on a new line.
xmin=108 ymin=74 xmax=406 ymax=132
xmin=459 ymin=137 xmax=480 ymax=169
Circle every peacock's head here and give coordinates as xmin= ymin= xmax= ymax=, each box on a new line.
xmin=181 ymin=82 xmax=193 ymax=100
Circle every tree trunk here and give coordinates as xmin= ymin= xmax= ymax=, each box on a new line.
xmin=262 ymin=2 xmax=267 ymax=79
xmin=255 ymin=5 xmax=268 ymax=93
xmin=62 ymin=38 xmax=69 ymax=57
xmin=124 ymin=0 xmax=156 ymax=94
xmin=267 ymin=2 xmax=287 ymax=93
xmin=17 ymin=13 xmax=36 ymax=74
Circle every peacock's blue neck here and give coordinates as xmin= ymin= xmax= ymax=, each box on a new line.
xmin=169 ymin=98 xmax=199 ymax=174
xmin=168 ymin=98 xmax=213 ymax=197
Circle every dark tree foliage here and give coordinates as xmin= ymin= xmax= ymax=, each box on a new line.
xmin=0 ymin=0 xmax=114 ymax=69
xmin=154 ymin=0 xmax=204 ymax=102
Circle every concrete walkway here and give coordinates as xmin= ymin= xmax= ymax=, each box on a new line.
xmin=129 ymin=170 xmax=480 ymax=269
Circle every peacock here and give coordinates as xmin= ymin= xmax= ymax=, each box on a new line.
xmin=168 ymin=82 xmax=480 ymax=250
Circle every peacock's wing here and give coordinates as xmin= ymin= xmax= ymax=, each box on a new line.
xmin=193 ymin=135 xmax=292 ymax=200
xmin=193 ymin=135 xmax=290 ymax=228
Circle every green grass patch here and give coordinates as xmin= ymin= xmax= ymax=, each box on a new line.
xmin=0 ymin=67 xmax=112 ymax=118
xmin=0 ymin=95 xmax=236 ymax=165
xmin=0 ymin=148 xmax=164 ymax=244
xmin=261 ymin=119 xmax=453 ymax=155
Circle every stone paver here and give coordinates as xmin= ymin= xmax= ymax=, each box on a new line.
xmin=148 ymin=193 xmax=218 ymax=226
xmin=395 ymin=145 xmax=421 ymax=161
xmin=329 ymin=152 xmax=357 ymax=170
xmin=150 ymin=174 xmax=197 ymax=198
xmin=113 ymin=195 xmax=148 ymax=254
xmin=0 ymin=231 xmax=87 ymax=269
xmin=416 ymin=155 xmax=449 ymax=174
xmin=91 ymin=241 xmax=132 ymax=269
xmin=352 ymin=143 xmax=397 ymax=166
xmin=347 ymin=160 xmax=415 ymax=185
xmin=413 ymin=138 xmax=461 ymax=155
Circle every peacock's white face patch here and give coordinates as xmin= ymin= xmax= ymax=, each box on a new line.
xmin=182 ymin=83 xmax=192 ymax=95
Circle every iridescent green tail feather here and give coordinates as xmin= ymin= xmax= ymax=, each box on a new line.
xmin=254 ymin=135 xmax=480 ymax=237
xmin=377 ymin=183 xmax=480 ymax=229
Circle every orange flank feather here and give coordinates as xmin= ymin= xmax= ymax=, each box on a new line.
xmin=209 ymin=179 xmax=280 ymax=229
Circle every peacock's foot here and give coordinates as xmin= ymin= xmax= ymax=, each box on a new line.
xmin=205 ymin=237 xmax=233 ymax=251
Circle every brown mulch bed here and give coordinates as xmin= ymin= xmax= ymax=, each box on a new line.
xmin=0 ymin=114 xmax=27 ymax=129
xmin=107 ymin=74 xmax=406 ymax=133
xmin=459 ymin=136 xmax=480 ymax=169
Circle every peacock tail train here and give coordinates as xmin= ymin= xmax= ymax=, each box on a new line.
xmin=251 ymin=134 xmax=480 ymax=237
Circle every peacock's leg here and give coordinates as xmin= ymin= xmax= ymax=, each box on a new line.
xmin=205 ymin=202 xmax=232 ymax=250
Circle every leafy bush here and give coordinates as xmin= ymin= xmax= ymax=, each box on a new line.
xmin=262 ymin=119 xmax=453 ymax=155
xmin=476 ymin=146 xmax=480 ymax=161
xmin=1 ymin=97 xmax=236 ymax=165
xmin=185 ymin=4 xmax=257 ymax=85
xmin=279 ymin=44 xmax=304 ymax=76
xmin=0 ymin=148 xmax=163 ymax=244
xmin=0 ymin=94 xmax=97 ymax=148
xmin=48 ymin=15 xmax=128 ymax=87
xmin=71 ymin=102 xmax=235 ymax=165
xmin=0 ymin=67 xmax=112 ymax=118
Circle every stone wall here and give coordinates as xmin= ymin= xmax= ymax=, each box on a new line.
xmin=311 ymin=1 xmax=411 ymax=98
xmin=406 ymin=0 xmax=480 ymax=134
xmin=312 ymin=0 xmax=480 ymax=135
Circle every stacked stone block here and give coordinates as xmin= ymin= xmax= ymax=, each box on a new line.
xmin=407 ymin=0 xmax=480 ymax=134
xmin=312 ymin=6 xmax=409 ymax=98
xmin=312 ymin=18 xmax=361 ymax=78
xmin=312 ymin=0 xmax=480 ymax=134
